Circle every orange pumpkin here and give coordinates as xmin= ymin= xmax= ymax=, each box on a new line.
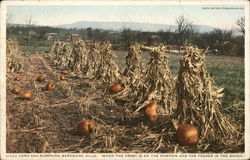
xmin=176 ymin=124 xmax=198 ymax=145
xmin=60 ymin=75 xmax=65 ymax=80
xmin=46 ymin=82 xmax=56 ymax=91
xmin=109 ymin=83 xmax=122 ymax=94
xmin=144 ymin=102 xmax=158 ymax=121
xmin=37 ymin=75 xmax=46 ymax=82
xmin=14 ymin=76 xmax=21 ymax=81
xmin=77 ymin=119 xmax=95 ymax=136
xmin=61 ymin=70 xmax=70 ymax=74
xmin=12 ymin=87 xmax=21 ymax=94
xmin=20 ymin=90 xmax=32 ymax=100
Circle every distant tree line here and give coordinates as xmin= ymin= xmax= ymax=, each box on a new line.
xmin=7 ymin=16 xmax=245 ymax=56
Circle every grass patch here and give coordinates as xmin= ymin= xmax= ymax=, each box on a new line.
xmin=20 ymin=46 xmax=50 ymax=53
xmin=205 ymin=56 xmax=244 ymax=124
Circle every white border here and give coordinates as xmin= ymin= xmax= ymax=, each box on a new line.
xmin=0 ymin=1 xmax=7 ymax=159
xmin=1 ymin=0 xmax=247 ymax=6
xmin=0 ymin=0 xmax=249 ymax=160
xmin=244 ymin=0 xmax=250 ymax=158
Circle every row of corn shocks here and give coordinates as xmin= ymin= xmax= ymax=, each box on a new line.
xmin=8 ymin=39 xmax=240 ymax=148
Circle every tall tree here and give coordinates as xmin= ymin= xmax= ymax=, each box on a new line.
xmin=236 ymin=17 xmax=245 ymax=35
xmin=212 ymin=28 xmax=232 ymax=54
xmin=235 ymin=17 xmax=245 ymax=56
xmin=25 ymin=15 xmax=34 ymax=46
xmin=6 ymin=13 xmax=13 ymax=27
xmin=121 ymin=29 xmax=136 ymax=48
xmin=86 ymin=27 xmax=93 ymax=40
xmin=6 ymin=13 xmax=13 ymax=38
xmin=175 ymin=16 xmax=194 ymax=52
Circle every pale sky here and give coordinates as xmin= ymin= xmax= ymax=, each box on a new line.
xmin=7 ymin=5 xmax=245 ymax=29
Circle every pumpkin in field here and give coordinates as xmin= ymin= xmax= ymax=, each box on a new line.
xmin=176 ymin=124 xmax=198 ymax=145
xmin=46 ymin=82 xmax=56 ymax=91
xmin=14 ymin=76 xmax=21 ymax=81
xmin=61 ymin=70 xmax=70 ymax=74
xmin=12 ymin=87 xmax=21 ymax=94
xmin=20 ymin=90 xmax=32 ymax=100
xmin=77 ymin=119 xmax=95 ymax=136
xmin=60 ymin=75 xmax=65 ymax=80
xmin=109 ymin=83 xmax=122 ymax=94
xmin=37 ymin=74 xmax=46 ymax=82
xmin=144 ymin=102 xmax=158 ymax=121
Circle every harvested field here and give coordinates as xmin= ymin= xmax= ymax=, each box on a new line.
xmin=6 ymin=49 xmax=244 ymax=153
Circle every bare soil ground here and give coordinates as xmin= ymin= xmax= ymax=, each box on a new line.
xmin=6 ymin=52 xmax=244 ymax=153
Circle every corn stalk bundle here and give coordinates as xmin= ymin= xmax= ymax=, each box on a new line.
xmin=133 ymin=44 xmax=176 ymax=115
xmin=48 ymin=41 xmax=62 ymax=60
xmin=6 ymin=39 xmax=22 ymax=72
xmin=173 ymin=45 xmax=240 ymax=145
xmin=114 ymin=43 xmax=145 ymax=99
xmin=48 ymin=41 xmax=73 ymax=69
xmin=93 ymin=42 xmax=121 ymax=84
xmin=70 ymin=40 xmax=89 ymax=73
xmin=83 ymin=41 xmax=102 ymax=77
xmin=123 ymin=42 xmax=144 ymax=89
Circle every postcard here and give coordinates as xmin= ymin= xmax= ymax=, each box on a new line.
xmin=0 ymin=0 xmax=249 ymax=159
